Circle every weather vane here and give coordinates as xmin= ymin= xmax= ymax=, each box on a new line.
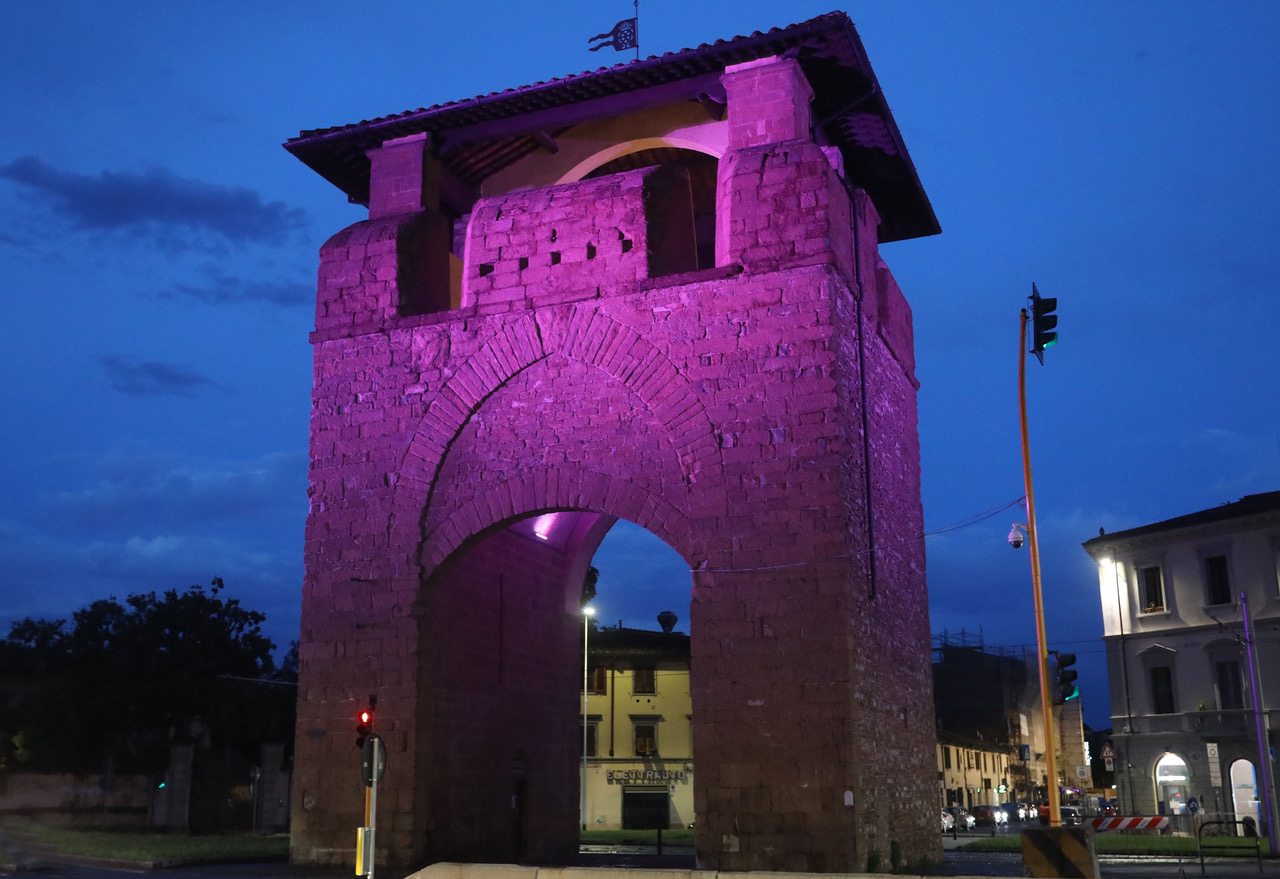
xmin=589 ymin=0 xmax=640 ymax=61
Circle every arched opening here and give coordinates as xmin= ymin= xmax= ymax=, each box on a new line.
xmin=414 ymin=508 xmax=693 ymax=861
xmin=1230 ymin=758 xmax=1260 ymax=831
xmin=1154 ymin=752 xmax=1190 ymax=817
xmin=582 ymin=520 xmax=692 ymax=833
xmin=584 ymin=148 xmax=719 ymax=272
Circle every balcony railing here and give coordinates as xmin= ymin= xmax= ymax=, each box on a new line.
xmin=1118 ymin=708 xmax=1276 ymax=736
xmin=1184 ymin=709 xmax=1254 ymax=733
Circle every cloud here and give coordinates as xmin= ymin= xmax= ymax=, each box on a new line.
xmin=98 ymin=354 xmax=223 ymax=398
xmin=0 ymin=518 xmax=302 ymax=648
xmin=0 ymin=156 xmax=308 ymax=250
xmin=161 ymin=268 xmax=312 ymax=308
xmin=39 ymin=450 xmax=306 ymax=533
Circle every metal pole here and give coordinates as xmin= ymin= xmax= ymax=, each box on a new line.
xmin=368 ymin=736 xmax=379 ymax=879
xmin=1241 ymin=592 xmax=1278 ymax=853
xmin=582 ymin=607 xmax=594 ymax=831
xmin=1020 ymin=307 xmax=1061 ymax=827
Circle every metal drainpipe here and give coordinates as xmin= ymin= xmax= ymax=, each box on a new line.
xmin=850 ymin=191 xmax=878 ymax=599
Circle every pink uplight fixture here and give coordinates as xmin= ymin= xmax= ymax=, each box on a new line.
xmin=532 ymin=513 xmax=559 ymax=541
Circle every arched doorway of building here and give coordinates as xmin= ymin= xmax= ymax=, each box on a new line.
xmin=1154 ymin=752 xmax=1189 ymax=817
xmin=1230 ymin=758 xmax=1260 ymax=831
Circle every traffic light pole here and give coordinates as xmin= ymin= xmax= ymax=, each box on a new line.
xmin=1020 ymin=306 xmax=1061 ymax=828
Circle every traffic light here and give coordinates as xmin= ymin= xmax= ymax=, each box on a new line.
xmin=356 ymin=703 xmax=374 ymax=748
xmin=1055 ymin=652 xmax=1079 ymax=704
xmin=1029 ymin=283 xmax=1058 ymax=364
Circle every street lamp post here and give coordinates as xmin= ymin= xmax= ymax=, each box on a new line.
xmin=581 ymin=605 xmax=595 ymax=831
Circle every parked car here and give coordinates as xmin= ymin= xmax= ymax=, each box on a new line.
xmin=1037 ymin=803 xmax=1083 ymax=826
xmin=941 ymin=808 xmax=955 ymax=832
xmin=945 ymin=806 xmax=976 ymax=830
xmin=971 ymin=805 xmax=1007 ymax=826
xmin=1001 ymin=802 xmax=1026 ymax=821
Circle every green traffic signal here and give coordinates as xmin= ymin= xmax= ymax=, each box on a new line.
xmin=1055 ymin=652 xmax=1079 ymax=703
xmin=1030 ymin=283 xmax=1058 ymax=364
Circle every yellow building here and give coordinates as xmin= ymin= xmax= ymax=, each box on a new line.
xmin=937 ymin=731 xmax=1015 ymax=810
xmin=581 ymin=616 xmax=693 ymax=830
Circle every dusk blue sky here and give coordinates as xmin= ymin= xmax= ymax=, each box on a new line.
xmin=3 ymin=2 xmax=1278 ymax=731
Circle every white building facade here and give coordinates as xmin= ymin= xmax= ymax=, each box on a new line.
xmin=1083 ymin=492 xmax=1280 ymax=836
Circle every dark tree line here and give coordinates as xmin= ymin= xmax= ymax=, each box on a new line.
xmin=0 ymin=579 xmax=296 ymax=777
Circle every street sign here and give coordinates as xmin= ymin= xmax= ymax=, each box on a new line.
xmin=1100 ymin=742 xmax=1116 ymax=759
xmin=1206 ymin=742 xmax=1223 ymax=787
xmin=361 ymin=733 xmax=386 ymax=787
xmin=1104 ymin=757 xmax=1114 ymax=772
xmin=1187 ymin=797 xmax=1199 ymax=815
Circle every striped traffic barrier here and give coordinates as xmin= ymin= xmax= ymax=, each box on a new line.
xmin=1020 ymin=826 xmax=1101 ymax=878
xmin=1088 ymin=816 xmax=1169 ymax=831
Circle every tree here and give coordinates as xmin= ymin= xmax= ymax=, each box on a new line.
xmin=581 ymin=564 xmax=599 ymax=608
xmin=1 ymin=579 xmax=287 ymax=775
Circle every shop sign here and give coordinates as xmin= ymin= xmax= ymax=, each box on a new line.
xmin=606 ymin=768 xmax=689 ymax=783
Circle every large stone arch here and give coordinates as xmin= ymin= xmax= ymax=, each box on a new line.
xmin=420 ymin=468 xmax=693 ymax=573
xmin=291 ymin=40 xmax=939 ymax=875
xmin=397 ymin=304 xmax=725 ymax=573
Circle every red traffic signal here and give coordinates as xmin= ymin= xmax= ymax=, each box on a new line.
xmin=356 ymin=707 xmax=373 ymax=748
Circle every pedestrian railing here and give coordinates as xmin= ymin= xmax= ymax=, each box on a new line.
xmin=1196 ymin=820 xmax=1262 ymax=876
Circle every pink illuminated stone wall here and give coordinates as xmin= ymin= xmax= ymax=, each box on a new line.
xmin=293 ymin=53 xmax=938 ymax=873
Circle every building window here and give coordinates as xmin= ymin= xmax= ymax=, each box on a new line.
xmin=1204 ymin=555 xmax=1232 ymax=606
xmin=1139 ymin=566 xmax=1165 ymax=613
xmin=586 ymin=665 xmax=608 ymax=695
xmin=633 ymin=667 xmax=656 ymax=694
xmin=1150 ymin=666 xmax=1176 ymax=714
xmin=580 ymin=722 xmax=598 ymax=757
xmin=1215 ymin=660 xmax=1245 ymax=710
xmin=634 ymin=723 xmax=658 ymax=756
xmin=944 ymin=747 xmax=952 ymax=770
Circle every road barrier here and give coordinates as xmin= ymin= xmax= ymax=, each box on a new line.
xmin=1087 ymin=816 xmax=1168 ymax=831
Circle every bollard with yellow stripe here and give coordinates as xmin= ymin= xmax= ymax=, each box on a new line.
xmin=1020 ymin=826 xmax=1101 ymax=878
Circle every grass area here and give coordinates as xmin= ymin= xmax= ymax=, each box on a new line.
xmin=959 ymin=830 xmax=1269 ymax=857
xmin=580 ymin=828 xmax=694 ymax=846
xmin=5 ymin=826 xmax=685 ymax=864
xmin=13 ymin=824 xmax=289 ymax=863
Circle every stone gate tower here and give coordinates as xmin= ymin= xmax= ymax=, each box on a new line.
xmin=286 ymin=12 xmax=941 ymax=873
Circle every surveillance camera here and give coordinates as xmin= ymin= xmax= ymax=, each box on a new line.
xmin=1008 ymin=525 xmax=1025 ymax=549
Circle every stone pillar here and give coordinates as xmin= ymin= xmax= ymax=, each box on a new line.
xmin=721 ymin=56 xmax=814 ymax=150
xmin=367 ymin=133 xmax=441 ymax=218
xmin=715 ymin=56 xmax=854 ymax=277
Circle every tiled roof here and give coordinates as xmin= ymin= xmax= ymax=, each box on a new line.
xmin=590 ymin=625 xmax=689 ymax=657
xmin=1082 ymin=490 xmax=1280 ymax=550
xmin=284 ymin=11 xmax=938 ymax=243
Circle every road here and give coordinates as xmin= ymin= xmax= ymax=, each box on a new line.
xmin=5 ymin=847 xmax=1276 ymax=879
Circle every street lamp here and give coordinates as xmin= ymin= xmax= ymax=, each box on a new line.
xmin=581 ymin=605 xmax=595 ymax=831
